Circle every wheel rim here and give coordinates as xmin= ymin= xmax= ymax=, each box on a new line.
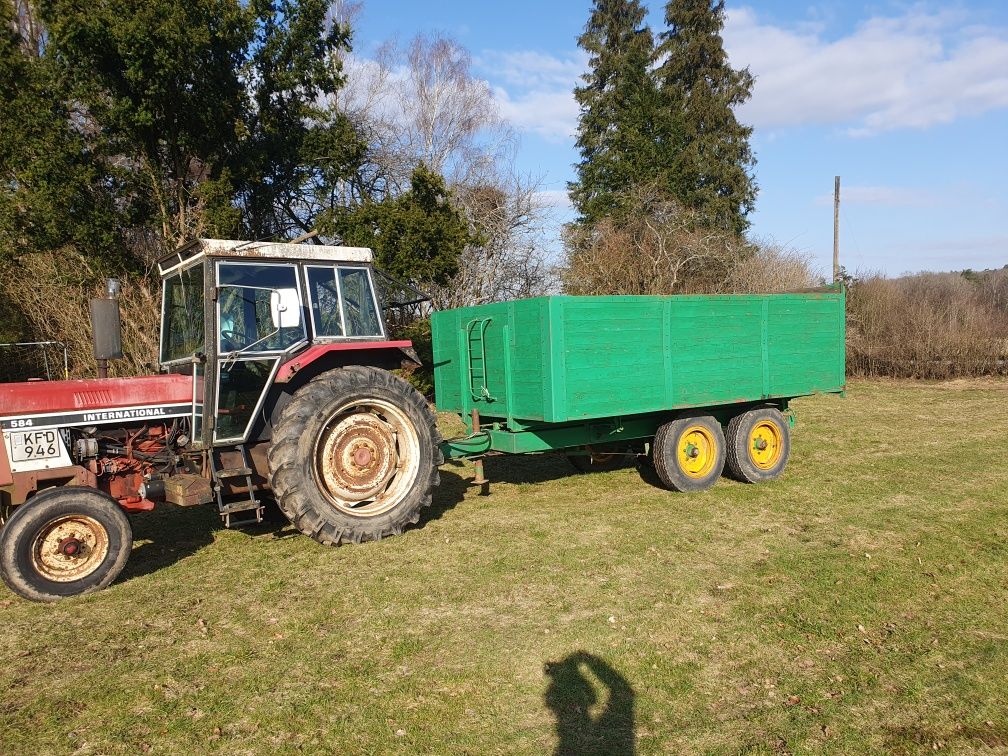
xmin=749 ymin=420 xmax=783 ymax=470
xmin=677 ymin=426 xmax=717 ymax=479
xmin=30 ymin=515 xmax=110 ymax=583
xmin=313 ymin=399 xmax=421 ymax=517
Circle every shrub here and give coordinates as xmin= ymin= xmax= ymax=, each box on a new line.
xmin=847 ymin=270 xmax=1008 ymax=378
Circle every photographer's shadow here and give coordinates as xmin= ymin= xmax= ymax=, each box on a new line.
xmin=544 ymin=651 xmax=635 ymax=756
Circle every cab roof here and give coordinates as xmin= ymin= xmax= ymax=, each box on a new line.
xmin=157 ymin=238 xmax=374 ymax=277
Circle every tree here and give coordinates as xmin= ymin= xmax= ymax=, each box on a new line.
xmin=236 ymin=0 xmax=365 ymax=240
xmin=655 ymin=0 xmax=756 ymax=236
xmin=325 ymin=164 xmax=475 ymax=294
xmin=568 ymin=0 xmax=658 ymax=224
xmin=561 ymin=182 xmax=813 ymax=297
xmin=38 ymin=0 xmax=255 ymax=247
xmin=0 ymin=2 xmax=123 ymax=267
xmin=335 ymin=30 xmax=550 ymax=307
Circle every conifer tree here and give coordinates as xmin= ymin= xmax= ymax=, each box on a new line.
xmin=656 ymin=0 xmax=756 ymax=235
xmin=569 ymin=0 xmax=658 ymax=224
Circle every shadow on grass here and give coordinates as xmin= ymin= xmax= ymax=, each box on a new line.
xmin=118 ymin=467 xmax=473 ymax=585
xmin=424 ymin=466 xmax=470 ymax=524
xmin=544 ymin=651 xmax=635 ymax=756
xmin=118 ymin=499 xmax=292 ymax=584
xmin=473 ymin=451 xmax=669 ymax=494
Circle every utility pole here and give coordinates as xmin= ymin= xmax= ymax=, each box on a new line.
xmin=833 ymin=176 xmax=840 ymax=284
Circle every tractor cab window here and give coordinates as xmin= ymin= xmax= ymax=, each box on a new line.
xmin=217 ymin=263 xmax=305 ymax=354
xmin=161 ymin=263 xmax=205 ymax=363
xmin=307 ymin=266 xmax=383 ymax=339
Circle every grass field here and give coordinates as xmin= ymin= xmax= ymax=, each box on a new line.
xmin=2 ymin=379 xmax=1007 ymax=754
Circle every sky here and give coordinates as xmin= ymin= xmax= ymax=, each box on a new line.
xmin=349 ymin=1 xmax=1008 ymax=278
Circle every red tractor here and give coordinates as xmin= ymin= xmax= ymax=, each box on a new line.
xmin=0 ymin=239 xmax=442 ymax=601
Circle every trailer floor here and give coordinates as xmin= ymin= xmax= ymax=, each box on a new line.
xmin=2 ymin=379 xmax=1006 ymax=754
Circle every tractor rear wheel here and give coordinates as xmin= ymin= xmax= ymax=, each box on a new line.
xmin=725 ymin=406 xmax=791 ymax=483
xmin=268 ymin=366 xmax=442 ymax=545
xmin=0 ymin=487 xmax=133 ymax=602
xmin=652 ymin=415 xmax=726 ymax=492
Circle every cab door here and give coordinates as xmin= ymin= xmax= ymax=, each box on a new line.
xmin=213 ymin=261 xmax=307 ymax=444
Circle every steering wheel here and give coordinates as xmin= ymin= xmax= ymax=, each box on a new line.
xmin=220 ymin=329 xmax=249 ymax=351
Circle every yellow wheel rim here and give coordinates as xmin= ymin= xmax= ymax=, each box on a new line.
xmin=749 ymin=420 xmax=783 ymax=470
xmin=677 ymin=425 xmax=717 ymax=479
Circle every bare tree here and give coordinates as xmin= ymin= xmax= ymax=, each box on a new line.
xmin=335 ymin=28 xmax=551 ymax=306
xmin=434 ymin=174 xmax=551 ymax=309
xmin=561 ymin=183 xmax=817 ymax=297
xmin=339 ymin=33 xmax=514 ymax=193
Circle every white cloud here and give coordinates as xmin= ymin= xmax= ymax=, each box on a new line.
xmin=533 ymin=189 xmax=573 ymax=209
xmin=724 ymin=6 xmax=1008 ymax=134
xmin=492 ymin=85 xmax=579 ymax=142
xmin=478 ymin=50 xmax=585 ymax=91
xmin=474 ymin=7 xmax=1008 ymax=141
xmin=476 ymin=51 xmax=584 ymax=142
xmin=813 ymin=185 xmax=940 ymax=207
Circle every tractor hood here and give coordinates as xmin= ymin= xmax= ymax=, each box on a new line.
xmin=0 ymin=374 xmax=193 ymax=423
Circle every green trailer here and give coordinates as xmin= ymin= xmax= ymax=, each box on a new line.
xmin=433 ymin=287 xmax=845 ymax=491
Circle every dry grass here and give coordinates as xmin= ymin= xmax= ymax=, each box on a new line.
xmin=1 ymin=250 xmax=160 ymax=378
xmin=1 ymin=379 xmax=1007 ymax=754
xmin=847 ymin=271 xmax=1008 ymax=379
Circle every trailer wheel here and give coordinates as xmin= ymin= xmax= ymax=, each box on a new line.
xmin=0 ymin=487 xmax=132 ymax=602
xmin=268 ymin=366 xmax=443 ymax=545
xmin=652 ymin=415 xmax=726 ymax=492
xmin=725 ymin=406 xmax=791 ymax=483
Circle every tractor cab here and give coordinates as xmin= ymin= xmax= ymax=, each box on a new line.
xmin=157 ymin=239 xmax=409 ymax=449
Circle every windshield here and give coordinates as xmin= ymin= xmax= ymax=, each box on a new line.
xmin=217 ymin=262 xmax=305 ymax=353
xmin=160 ymin=263 xmax=205 ymax=363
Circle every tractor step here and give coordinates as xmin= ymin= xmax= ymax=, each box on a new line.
xmin=218 ymin=499 xmax=262 ymax=514
xmin=215 ymin=466 xmax=253 ymax=479
xmin=210 ymin=445 xmax=263 ymax=528
xmin=218 ymin=499 xmax=265 ymax=528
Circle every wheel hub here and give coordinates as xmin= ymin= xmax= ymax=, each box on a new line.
xmin=311 ymin=398 xmax=423 ymax=519
xmin=31 ymin=515 xmax=109 ymax=583
xmin=678 ymin=426 xmax=716 ymax=478
xmin=749 ymin=420 xmax=783 ymax=470
xmin=58 ymin=536 xmax=83 ymax=557
xmin=316 ymin=410 xmax=400 ymax=504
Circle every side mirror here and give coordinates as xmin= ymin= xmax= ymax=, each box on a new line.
xmin=270 ymin=288 xmax=302 ymax=329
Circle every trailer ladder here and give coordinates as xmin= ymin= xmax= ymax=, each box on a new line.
xmin=465 ymin=318 xmax=495 ymax=402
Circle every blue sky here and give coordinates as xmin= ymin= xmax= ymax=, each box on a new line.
xmin=350 ymin=1 xmax=1008 ymax=277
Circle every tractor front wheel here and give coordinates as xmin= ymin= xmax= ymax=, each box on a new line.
xmin=0 ymin=487 xmax=133 ymax=602
xmin=268 ymin=366 xmax=442 ymax=545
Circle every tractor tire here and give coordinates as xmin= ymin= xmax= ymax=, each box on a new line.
xmin=725 ymin=406 xmax=791 ymax=483
xmin=268 ymin=366 xmax=443 ymax=545
xmin=566 ymin=444 xmax=633 ymax=473
xmin=652 ymin=415 xmax=726 ymax=492
xmin=0 ymin=487 xmax=133 ymax=602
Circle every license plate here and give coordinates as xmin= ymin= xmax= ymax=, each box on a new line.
xmin=9 ymin=430 xmax=61 ymax=462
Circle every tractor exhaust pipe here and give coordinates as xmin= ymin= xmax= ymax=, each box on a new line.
xmin=89 ymin=278 xmax=123 ymax=379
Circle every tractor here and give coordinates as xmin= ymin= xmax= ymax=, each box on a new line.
xmin=0 ymin=239 xmax=442 ymax=602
